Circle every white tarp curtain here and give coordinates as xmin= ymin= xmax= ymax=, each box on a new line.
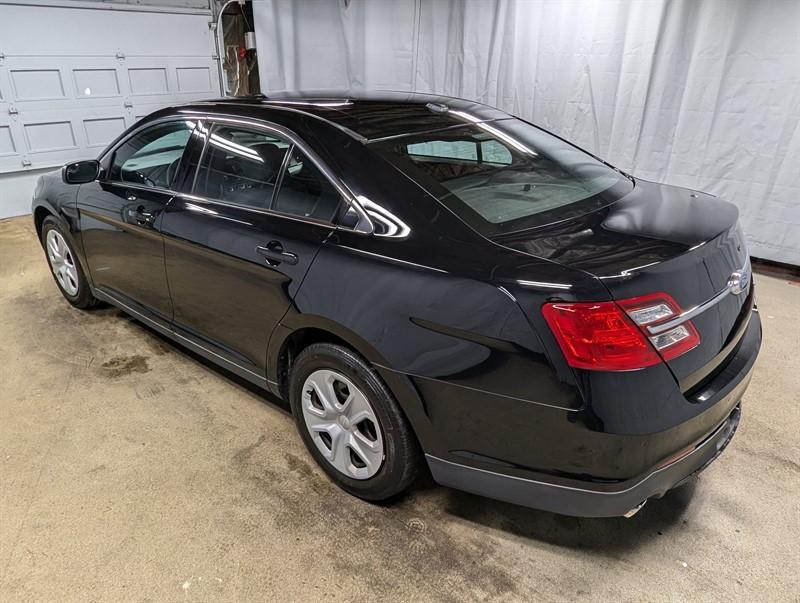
xmin=253 ymin=0 xmax=800 ymax=266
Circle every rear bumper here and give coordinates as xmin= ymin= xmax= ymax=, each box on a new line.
xmin=420 ymin=303 xmax=760 ymax=517
xmin=426 ymin=303 xmax=760 ymax=518
xmin=427 ymin=399 xmax=743 ymax=517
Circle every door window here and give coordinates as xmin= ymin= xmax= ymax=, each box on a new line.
xmin=193 ymin=125 xmax=290 ymax=209
xmin=272 ymin=147 xmax=342 ymax=222
xmin=109 ymin=120 xmax=194 ymax=189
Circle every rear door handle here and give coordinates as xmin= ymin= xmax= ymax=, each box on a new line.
xmin=256 ymin=241 xmax=299 ymax=265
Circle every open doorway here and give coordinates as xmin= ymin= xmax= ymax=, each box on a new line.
xmin=216 ymin=0 xmax=260 ymax=96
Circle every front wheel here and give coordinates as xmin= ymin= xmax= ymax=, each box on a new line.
xmin=289 ymin=343 xmax=421 ymax=502
xmin=41 ymin=216 xmax=98 ymax=309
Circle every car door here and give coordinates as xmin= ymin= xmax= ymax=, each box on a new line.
xmin=78 ymin=119 xmax=196 ymax=324
xmin=160 ymin=120 xmax=342 ymax=380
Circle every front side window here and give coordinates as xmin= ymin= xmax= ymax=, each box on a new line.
xmin=193 ymin=124 xmax=290 ymax=209
xmin=374 ymin=120 xmax=633 ymax=234
xmin=109 ymin=121 xmax=193 ymax=189
xmin=272 ymin=147 xmax=342 ymax=222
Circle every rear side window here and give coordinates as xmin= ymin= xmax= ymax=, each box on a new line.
xmin=373 ymin=120 xmax=633 ymax=234
xmin=407 ymin=140 xmax=478 ymax=161
xmin=272 ymin=147 xmax=342 ymax=222
xmin=480 ymin=139 xmax=512 ymax=165
xmin=109 ymin=120 xmax=193 ymax=189
xmin=193 ymin=124 xmax=290 ymax=209
xmin=406 ymin=139 xmax=511 ymax=165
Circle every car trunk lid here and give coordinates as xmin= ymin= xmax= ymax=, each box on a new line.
xmin=496 ymin=179 xmax=752 ymax=391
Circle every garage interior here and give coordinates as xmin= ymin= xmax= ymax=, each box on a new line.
xmin=1 ymin=0 xmax=799 ymax=601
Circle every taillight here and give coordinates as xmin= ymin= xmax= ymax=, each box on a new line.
xmin=542 ymin=292 xmax=700 ymax=371
xmin=616 ymin=292 xmax=700 ymax=361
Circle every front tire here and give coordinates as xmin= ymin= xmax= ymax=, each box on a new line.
xmin=41 ymin=216 xmax=98 ymax=309
xmin=289 ymin=343 xmax=420 ymax=502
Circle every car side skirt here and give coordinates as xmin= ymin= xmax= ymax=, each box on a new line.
xmin=94 ymin=288 xmax=271 ymax=391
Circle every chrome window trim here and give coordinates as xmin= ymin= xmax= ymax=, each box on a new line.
xmin=99 ymin=115 xmax=192 ymax=164
xmin=103 ymin=180 xmax=175 ymax=197
xmin=178 ymin=111 xmax=374 ymax=234
xmin=204 ymin=100 xmax=368 ymax=143
xmin=365 ymin=118 xmax=510 ymax=144
xmin=96 ymin=112 xmax=374 ymax=235
xmin=646 ymin=260 xmax=752 ymax=336
xmin=176 ymin=192 xmax=337 ymax=229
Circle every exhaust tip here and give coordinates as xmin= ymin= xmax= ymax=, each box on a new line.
xmin=623 ymin=500 xmax=647 ymax=518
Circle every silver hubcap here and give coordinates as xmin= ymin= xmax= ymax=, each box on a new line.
xmin=301 ymin=369 xmax=385 ymax=480
xmin=46 ymin=229 xmax=79 ymax=296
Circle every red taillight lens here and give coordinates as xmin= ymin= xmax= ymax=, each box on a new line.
xmin=542 ymin=292 xmax=700 ymax=371
xmin=542 ymin=301 xmax=661 ymax=370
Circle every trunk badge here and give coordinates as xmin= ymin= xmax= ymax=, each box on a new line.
xmin=728 ymin=265 xmax=751 ymax=295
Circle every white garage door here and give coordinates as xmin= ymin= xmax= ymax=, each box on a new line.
xmin=0 ymin=0 xmax=220 ymax=217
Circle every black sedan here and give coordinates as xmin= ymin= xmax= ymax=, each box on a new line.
xmin=32 ymin=91 xmax=760 ymax=517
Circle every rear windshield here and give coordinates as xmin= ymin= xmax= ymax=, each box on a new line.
xmin=371 ymin=119 xmax=634 ymax=234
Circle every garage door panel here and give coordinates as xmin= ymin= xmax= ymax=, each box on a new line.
xmin=73 ymin=68 xmax=122 ymax=99
xmin=0 ymin=125 xmax=16 ymax=156
xmin=0 ymin=119 xmax=25 ymax=172
xmin=23 ymin=119 xmax=77 ymax=153
xmin=128 ymin=67 xmax=170 ymax=96
xmin=0 ymin=4 xmax=219 ymax=180
xmin=10 ymin=68 xmax=67 ymax=101
xmin=9 ymin=106 xmax=130 ymax=167
xmin=176 ymin=66 xmax=213 ymax=93
xmin=171 ymin=57 xmax=216 ymax=96
xmin=82 ymin=116 xmax=127 ymax=148
xmin=5 ymin=57 xmax=124 ymax=110
xmin=123 ymin=57 xmax=217 ymax=105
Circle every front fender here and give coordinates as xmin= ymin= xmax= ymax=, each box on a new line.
xmin=31 ymin=178 xmax=92 ymax=288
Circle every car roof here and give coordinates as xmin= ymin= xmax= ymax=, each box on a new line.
xmin=188 ymin=89 xmax=512 ymax=142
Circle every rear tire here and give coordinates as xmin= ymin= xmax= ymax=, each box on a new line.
xmin=41 ymin=216 xmax=98 ymax=309
xmin=289 ymin=343 xmax=420 ymax=501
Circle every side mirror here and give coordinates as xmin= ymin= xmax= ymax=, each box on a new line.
xmin=62 ymin=160 xmax=100 ymax=184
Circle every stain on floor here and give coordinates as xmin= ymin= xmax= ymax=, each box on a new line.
xmin=100 ymin=354 xmax=151 ymax=377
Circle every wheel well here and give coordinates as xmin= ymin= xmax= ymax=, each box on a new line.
xmin=33 ymin=206 xmax=53 ymax=243
xmin=276 ymin=328 xmax=353 ymax=400
xmin=277 ymin=326 xmax=428 ymax=459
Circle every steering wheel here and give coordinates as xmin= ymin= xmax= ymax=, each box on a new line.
xmin=134 ymin=170 xmax=157 ymax=188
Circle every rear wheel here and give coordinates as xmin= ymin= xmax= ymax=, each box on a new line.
xmin=289 ymin=343 xmax=420 ymax=501
xmin=41 ymin=216 xmax=98 ymax=309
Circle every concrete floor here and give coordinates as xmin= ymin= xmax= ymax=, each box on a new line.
xmin=1 ymin=215 xmax=798 ymax=602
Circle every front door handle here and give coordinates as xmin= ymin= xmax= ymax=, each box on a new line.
xmin=127 ymin=206 xmax=156 ymax=226
xmin=256 ymin=241 xmax=299 ymax=266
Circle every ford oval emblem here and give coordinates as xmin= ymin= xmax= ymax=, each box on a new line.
xmin=728 ymin=266 xmax=750 ymax=295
